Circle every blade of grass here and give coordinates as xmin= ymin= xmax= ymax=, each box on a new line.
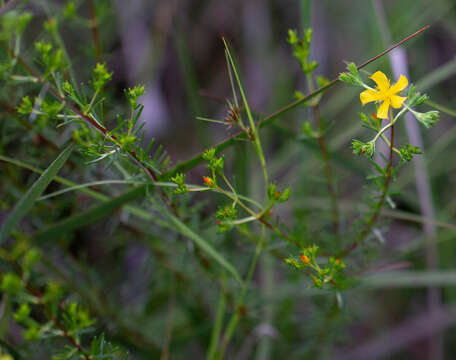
xmin=207 ymin=285 xmax=227 ymax=360
xmin=362 ymin=271 xmax=456 ymax=288
xmin=163 ymin=211 xmax=242 ymax=284
xmin=33 ymin=185 xmax=147 ymax=243
xmin=223 ymin=38 xmax=269 ymax=188
xmin=0 ymin=145 xmax=73 ymax=243
xmin=37 ymin=179 xmax=146 ymax=200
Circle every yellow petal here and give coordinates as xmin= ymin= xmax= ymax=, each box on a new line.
xmin=370 ymin=71 xmax=390 ymax=92
xmin=360 ymin=89 xmax=381 ymax=105
xmin=390 ymin=95 xmax=407 ymax=109
xmin=376 ymin=100 xmax=390 ymax=119
xmin=389 ymin=75 xmax=408 ymax=94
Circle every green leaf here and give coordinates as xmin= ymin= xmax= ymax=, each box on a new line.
xmin=414 ymin=110 xmax=439 ymax=128
xmin=33 ymin=185 xmax=147 ymax=243
xmin=352 ymin=139 xmax=375 ymax=158
xmin=164 ymin=211 xmax=242 ymax=284
xmin=347 ymin=62 xmax=359 ymax=77
xmin=339 ymin=62 xmax=364 ymax=86
xmin=0 ymin=145 xmax=73 ymax=243
xmin=206 ymin=289 xmax=226 ymax=360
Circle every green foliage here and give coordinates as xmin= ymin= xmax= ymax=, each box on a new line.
xmin=413 ymin=110 xmax=440 ymax=128
xmin=288 ymin=28 xmax=318 ymax=74
xmin=352 ymin=139 xmax=375 ymax=158
xmin=216 ymin=205 xmax=238 ymax=232
xmin=301 ymin=121 xmax=318 ymax=138
xmin=0 ymin=273 xmax=23 ymax=295
xmin=0 ymin=3 xmax=448 ymax=359
xmin=0 ymin=145 xmax=73 ymax=244
xmin=16 ymin=95 xmax=33 ymax=115
xmin=89 ymin=334 xmax=128 ymax=359
xmin=285 ymin=245 xmax=346 ymax=289
xmin=171 ymin=173 xmax=188 ymax=194
xmin=125 ymin=84 xmax=146 ymax=110
xmin=63 ymin=2 xmax=77 ymax=20
xmin=267 ymin=183 xmax=291 ymax=203
xmin=35 ymin=41 xmax=65 ymax=76
xmin=203 ymin=148 xmax=225 ymax=173
xmin=92 ymin=62 xmax=113 ymax=93
xmin=399 ymin=144 xmax=422 ymax=161
xmin=338 ymin=62 xmax=364 ymax=86
xmin=0 ymin=11 xmax=32 ymax=39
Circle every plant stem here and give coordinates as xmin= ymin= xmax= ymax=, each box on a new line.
xmin=311 ymin=91 xmax=340 ymax=234
xmin=215 ymin=186 xmax=294 ymax=246
xmin=207 ymin=282 xmax=227 ymax=360
xmin=223 ymin=39 xmax=269 ymax=188
xmin=217 ymin=232 xmax=265 ymax=360
xmin=340 ymin=111 xmax=396 ymax=257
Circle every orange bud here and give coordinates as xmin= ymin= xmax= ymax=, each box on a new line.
xmin=336 ymin=258 xmax=341 ymax=264
xmin=203 ymin=176 xmax=213 ymax=187
xmin=300 ymin=254 xmax=310 ymax=264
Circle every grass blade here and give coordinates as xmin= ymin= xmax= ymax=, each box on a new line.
xmin=164 ymin=212 xmax=242 ymax=284
xmin=206 ymin=287 xmax=226 ymax=360
xmin=362 ymin=271 xmax=456 ymax=288
xmin=0 ymin=145 xmax=74 ymax=243
xmin=0 ymin=155 xmax=168 ymax=226
xmin=33 ymin=185 xmax=147 ymax=243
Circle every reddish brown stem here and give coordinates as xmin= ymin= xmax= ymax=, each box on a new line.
xmin=340 ymin=124 xmax=395 ymax=257
xmin=87 ymin=0 xmax=101 ymax=61
xmin=313 ymin=105 xmax=339 ymax=234
xmin=26 ymin=286 xmax=91 ymax=360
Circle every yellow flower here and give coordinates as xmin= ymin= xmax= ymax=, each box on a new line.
xmin=360 ymin=71 xmax=408 ymax=119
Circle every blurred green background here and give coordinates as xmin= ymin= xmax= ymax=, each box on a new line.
xmin=1 ymin=0 xmax=456 ymax=359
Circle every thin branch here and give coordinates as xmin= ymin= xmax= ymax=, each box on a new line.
xmin=160 ymin=291 xmax=175 ymax=360
xmin=87 ymin=0 xmax=101 ymax=60
xmin=25 ymin=285 xmax=91 ymax=360
xmin=340 ymin=123 xmax=395 ymax=257
xmin=313 ymin=104 xmax=339 ymax=234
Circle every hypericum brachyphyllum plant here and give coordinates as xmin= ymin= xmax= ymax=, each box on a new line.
xmin=284 ymin=59 xmax=438 ymax=286
xmin=0 ymin=1 xmax=441 ymax=358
